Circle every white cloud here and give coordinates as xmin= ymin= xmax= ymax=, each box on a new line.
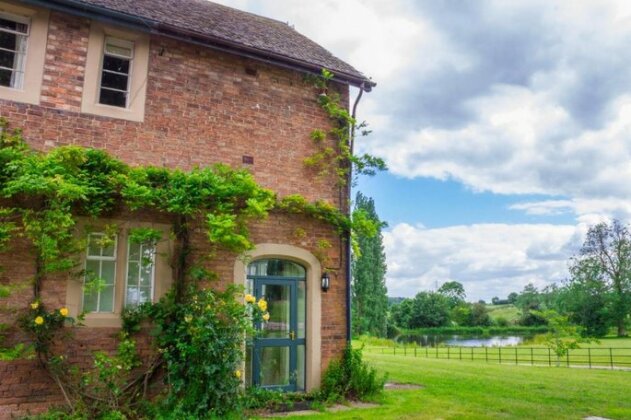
xmin=384 ymin=223 xmax=581 ymax=301
xmin=212 ymin=0 xmax=631 ymax=297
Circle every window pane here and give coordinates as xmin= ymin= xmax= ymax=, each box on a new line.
xmin=85 ymin=259 xmax=100 ymax=277
xmin=261 ymin=284 xmax=290 ymax=338
xmin=128 ymin=243 xmax=140 ymax=261
xmin=101 ymin=261 xmax=116 ymax=285
xmin=99 ymin=285 xmax=115 ymax=312
xmin=0 ymin=31 xmax=16 ymax=50
xmin=0 ymin=17 xmax=26 ymax=33
xmin=83 ymin=290 xmax=98 ymax=312
xmin=105 ymin=42 xmax=132 ymax=58
xmin=260 ymin=346 xmax=290 ymax=387
xmin=99 ymin=88 xmax=127 ymax=107
xmin=138 ymin=286 xmax=151 ymax=303
xmin=126 ymin=286 xmax=139 ymax=306
xmin=103 ymin=55 xmax=130 ymax=74
xmin=87 ymin=235 xmax=102 ymax=257
xmin=127 ymin=261 xmax=139 ymax=283
xmin=101 ymin=70 xmax=128 ymax=91
xmin=297 ymin=281 xmax=306 ymax=339
xmin=0 ymin=49 xmax=14 ymax=68
xmin=140 ymin=264 xmax=152 ymax=287
xmin=0 ymin=68 xmax=9 ymax=86
xmin=247 ymin=259 xmax=305 ymax=278
xmin=101 ymin=240 xmax=115 ymax=258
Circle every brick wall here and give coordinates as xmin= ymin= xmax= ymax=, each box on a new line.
xmin=0 ymin=7 xmax=350 ymax=417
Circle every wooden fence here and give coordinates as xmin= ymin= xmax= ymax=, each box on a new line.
xmin=365 ymin=345 xmax=631 ymax=369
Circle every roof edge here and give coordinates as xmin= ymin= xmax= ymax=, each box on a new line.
xmin=23 ymin=0 xmax=375 ymax=89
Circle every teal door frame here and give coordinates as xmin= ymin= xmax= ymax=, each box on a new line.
xmin=250 ymin=275 xmax=306 ymax=391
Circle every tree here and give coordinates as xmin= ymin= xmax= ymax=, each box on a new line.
xmin=437 ymin=281 xmax=466 ymax=308
xmin=351 ymin=192 xmax=388 ymax=337
xmin=491 ymin=296 xmax=500 ymax=305
xmin=469 ymin=302 xmax=492 ymax=326
xmin=533 ymin=310 xmax=592 ymax=366
xmin=507 ymin=292 xmax=518 ymax=304
xmin=408 ymin=292 xmax=451 ymax=328
xmin=558 ymin=271 xmax=610 ymax=337
xmin=571 ymin=220 xmax=631 ymax=337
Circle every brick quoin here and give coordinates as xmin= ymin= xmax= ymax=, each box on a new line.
xmin=0 ymin=9 xmax=350 ymax=417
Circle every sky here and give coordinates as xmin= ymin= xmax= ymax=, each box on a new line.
xmin=215 ymin=0 xmax=631 ymax=301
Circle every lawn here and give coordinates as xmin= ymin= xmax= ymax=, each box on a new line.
xmin=278 ymin=350 xmax=631 ymax=419
xmin=486 ymin=304 xmax=520 ymax=323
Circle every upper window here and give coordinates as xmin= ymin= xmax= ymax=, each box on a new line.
xmin=0 ymin=2 xmax=48 ymax=105
xmin=99 ymin=37 xmax=133 ymax=108
xmin=0 ymin=13 xmax=29 ymax=89
xmin=82 ymin=23 xmax=149 ymax=122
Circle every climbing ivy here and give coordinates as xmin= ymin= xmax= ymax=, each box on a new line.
xmin=304 ymin=69 xmax=387 ymax=186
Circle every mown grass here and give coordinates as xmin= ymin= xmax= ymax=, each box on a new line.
xmin=277 ymin=350 xmax=631 ymax=419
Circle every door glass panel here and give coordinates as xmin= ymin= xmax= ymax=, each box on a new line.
xmin=260 ymin=346 xmax=290 ymax=387
xmin=261 ymin=284 xmax=290 ymax=338
xmin=248 ymin=259 xmax=305 ymax=278
xmin=297 ymin=281 xmax=306 ymax=339
xmin=296 ymin=344 xmax=305 ymax=391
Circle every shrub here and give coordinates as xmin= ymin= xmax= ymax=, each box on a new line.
xmin=495 ymin=316 xmax=510 ymax=327
xmin=320 ymin=345 xmax=386 ymax=402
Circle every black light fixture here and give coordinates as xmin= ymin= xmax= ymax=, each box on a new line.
xmin=321 ymin=272 xmax=330 ymax=292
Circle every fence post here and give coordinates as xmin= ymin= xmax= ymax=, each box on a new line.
xmin=471 ymin=347 xmax=474 ymax=361
xmin=485 ymin=347 xmax=488 ymax=362
xmin=436 ymin=345 xmax=438 ymax=359
xmin=414 ymin=346 xmax=417 ymax=357
xmin=459 ymin=347 xmax=462 ymax=360
xmin=588 ymin=348 xmax=591 ymax=369
xmin=404 ymin=345 xmax=407 ymax=356
xmin=394 ymin=346 xmax=396 ymax=356
xmin=426 ymin=346 xmax=429 ymax=358
xmin=530 ymin=348 xmax=534 ymax=366
xmin=610 ymin=348 xmax=614 ymax=370
xmin=499 ymin=347 xmax=502 ymax=364
xmin=566 ymin=349 xmax=570 ymax=367
xmin=448 ymin=347 xmax=450 ymax=359
xmin=548 ymin=348 xmax=551 ymax=367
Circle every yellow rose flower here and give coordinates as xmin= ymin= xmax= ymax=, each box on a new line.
xmin=262 ymin=312 xmax=270 ymax=322
xmin=235 ymin=370 xmax=241 ymax=379
xmin=184 ymin=315 xmax=193 ymax=323
xmin=59 ymin=307 xmax=69 ymax=317
xmin=30 ymin=302 xmax=39 ymax=310
xmin=257 ymin=299 xmax=268 ymax=312
xmin=34 ymin=316 xmax=44 ymax=326
xmin=244 ymin=294 xmax=256 ymax=304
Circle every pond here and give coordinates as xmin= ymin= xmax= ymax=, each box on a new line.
xmin=397 ymin=334 xmax=536 ymax=347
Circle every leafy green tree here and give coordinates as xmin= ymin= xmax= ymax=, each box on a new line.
xmin=533 ymin=309 xmax=592 ymax=366
xmin=570 ymin=220 xmax=631 ymax=337
xmin=558 ymin=272 xmax=610 ymax=337
xmin=437 ymin=281 xmax=466 ymax=308
xmin=408 ymin=292 xmax=451 ymax=328
xmin=469 ymin=302 xmax=492 ymax=326
xmin=516 ymin=283 xmax=547 ymax=326
xmin=351 ymin=192 xmax=388 ymax=337
xmin=508 ymin=292 xmax=518 ymax=304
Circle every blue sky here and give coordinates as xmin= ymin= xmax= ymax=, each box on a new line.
xmin=217 ymin=0 xmax=631 ymax=300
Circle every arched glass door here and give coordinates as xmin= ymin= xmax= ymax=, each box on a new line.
xmin=246 ymin=259 xmax=306 ymax=391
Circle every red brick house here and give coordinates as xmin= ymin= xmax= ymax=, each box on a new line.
xmin=0 ymin=0 xmax=373 ymax=416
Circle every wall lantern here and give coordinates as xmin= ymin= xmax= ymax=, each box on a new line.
xmin=321 ymin=272 xmax=330 ymax=292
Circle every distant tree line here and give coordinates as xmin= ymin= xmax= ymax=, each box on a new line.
xmin=389 ymin=220 xmax=631 ymax=338
xmin=390 ymin=281 xmax=493 ymax=331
